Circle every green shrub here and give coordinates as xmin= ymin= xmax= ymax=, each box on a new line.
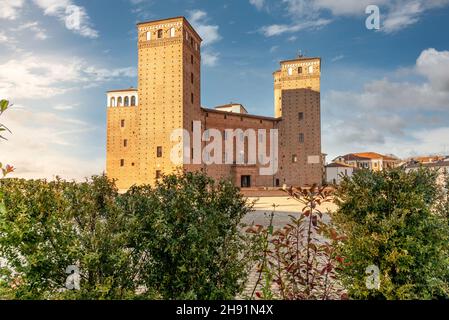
xmin=123 ymin=172 xmax=253 ymax=300
xmin=334 ymin=168 xmax=449 ymax=300
xmin=0 ymin=172 xmax=252 ymax=300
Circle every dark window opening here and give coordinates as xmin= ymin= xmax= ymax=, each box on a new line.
xmin=120 ymin=119 xmax=125 ymax=128
xmin=157 ymin=146 xmax=162 ymax=158
xmin=241 ymin=175 xmax=251 ymax=188
xmin=191 ymin=72 xmax=194 ymax=84
xmin=157 ymin=29 xmax=163 ymax=38
xmin=298 ymin=112 xmax=304 ymax=121
xmin=298 ymin=67 xmax=303 ymax=74
xmin=191 ymin=93 xmax=194 ymax=104
xmin=299 ymin=133 xmax=304 ymax=143
xmin=156 ymin=170 xmax=162 ymax=179
xmin=124 ymin=139 xmax=128 ymax=147
xmin=275 ymin=179 xmax=280 ymax=187
xmin=191 ymin=55 xmax=194 ymax=64
xmin=120 ymin=159 xmax=124 ymax=167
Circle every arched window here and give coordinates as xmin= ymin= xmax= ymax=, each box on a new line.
xmin=170 ymin=27 xmax=175 ymax=37
xmin=146 ymin=31 xmax=151 ymax=41
xmin=131 ymin=96 xmax=136 ymax=106
xmin=117 ymin=97 xmax=122 ymax=107
xmin=157 ymin=29 xmax=163 ymax=38
xmin=110 ymin=97 xmax=115 ymax=107
xmin=124 ymin=96 xmax=129 ymax=107
xmin=308 ymin=65 xmax=313 ymax=74
xmin=287 ymin=67 xmax=293 ymax=76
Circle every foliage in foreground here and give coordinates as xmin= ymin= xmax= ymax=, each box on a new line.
xmin=333 ymin=168 xmax=449 ymax=300
xmin=247 ymin=186 xmax=345 ymax=300
xmin=0 ymin=172 xmax=252 ymax=300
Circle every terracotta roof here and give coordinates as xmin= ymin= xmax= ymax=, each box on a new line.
xmin=326 ymin=162 xmax=354 ymax=168
xmin=406 ymin=161 xmax=449 ymax=169
xmin=201 ymin=107 xmax=278 ymax=121
xmin=336 ymin=152 xmax=398 ymax=161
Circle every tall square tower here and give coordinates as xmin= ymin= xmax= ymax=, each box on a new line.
xmin=136 ymin=17 xmax=202 ymax=184
xmin=274 ymin=57 xmax=323 ymax=186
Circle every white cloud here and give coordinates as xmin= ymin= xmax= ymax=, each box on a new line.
xmin=249 ymin=0 xmax=266 ymax=10
xmin=322 ymin=48 xmax=449 ymax=160
xmin=0 ymin=0 xmax=24 ymax=20
xmin=260 ymin=19 xmax=331 ymax=36
xmin=12 ymin=21 xmax=48 ymax=40
xmin=331 ymin=54 xmax=345 ymax=62
xmin=32 ymin=0 xmax=99 ymax=38
xmin=0 ymin=54 xmax=136 ymax=100
xmin=187 ymin=10 xmax=222 ymax=46
xmin=0 ymin=106 xmax=104 ymax=180
xmin=202 ymin=51 xmax=219 ymax=67
xmin=416 ymin=48 xmax=449 ymax=91
xmin=261 ymin=0 xmax=449 ymax=36
xmin=0 ymin=32 xmax=9 ymax=43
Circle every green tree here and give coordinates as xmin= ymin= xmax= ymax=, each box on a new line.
xmin=0 ymin=172 xmax=253 ymax=300
xmin=0 ymin=99 xmax=14 ymax=178
xmin=333 ymin=168 xmax=449 ymax=300
xmin=125 ymin=171 xmax=253 ymax=300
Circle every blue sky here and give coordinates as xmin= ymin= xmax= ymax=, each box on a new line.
xmin=1 ymin=0 xmax=449 ymax=179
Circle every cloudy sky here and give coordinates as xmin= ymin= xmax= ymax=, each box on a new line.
xmin=0 ymin=0 xmax=449 ymax=179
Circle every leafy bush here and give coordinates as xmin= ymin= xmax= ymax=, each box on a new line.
xmin=123 ymin=172 xmax=253 ymax=299
xmin=0 ymin=172 xmax=252 ymax=299
xmin=334 ymin=168 xmax=449 ymax=300
xmin=247 ymin=186 xmax=345 ymax=300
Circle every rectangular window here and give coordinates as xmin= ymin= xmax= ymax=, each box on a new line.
xmin=120 ymin=119 xmax=125 ymax=127
xmin=299 ymin=133 xmax=304 ymax=143
xmin=298 ymin=112 xmax=304 ymax=121
xmin=156 ymin=170 xmax=162 ymax=179
xmin=191 ymin=93 xmax=194 ymax=104
xmin=157 ymin=29 xmax=163 ymax=38
xmin=298 ymin=67 xmax=303 ymax=74
xmin=191 ymin=55 xmax=194 ymax=64
xmin=120 ymin=159 xmax=124 ymax=167
xmin=191 ymin=72 xmax=194 ymax=84
xmin=124 ymin=139 xmax=128 ymax=147
xmin=292 ymin=155 xmax=298 ymax=163
xmin=157 ymin=146 xmax=162 ymax=158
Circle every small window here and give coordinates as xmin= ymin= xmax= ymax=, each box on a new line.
xmin=191 ymin=55 xmax=194 ymax=64
xmin=131 ymin=96 xmax=136 ymax=106
xmin=156 ymin=170 xmax=162 ymax=179
xmin=308 ymin=65 xmax=313 ymax=74
xmin=298 ymin=67 xmax=303 ymax=74
xmin=299 ymin=133 xmax=304 ymax=143
xmin=157 ymin=29 xmax=163 ymax=38
xmin=157 ymin=146 xmax=162 ymax=158
xmin=292 ymin=155 xmax=298 ymax=163
xmin=170 ymin=27 xmax=175 ymax=37
xmin=287 ymin=67 xmax=293 ymax=76
xmin=186 ymin=32 xmax=189 ymax=41
xmin=124 ymin=96 xmax=129 ymax=107
xmin=117 ymin=97 xmax=122 ymax=107
xmin=191 ymin=93 xmax=194 ymax=104
xmin=191 ymin=72 xmax=194 ymax=84
xmin=124 ymin=139 xmax=128 ymax=147
xmin=146 ymin=31 xmax=151 ymax=41
xmin=120 ymin=119 xmax=125 ymax=128
xmin=120 ymin=159 xmax=124 ymax=167
xmin=298 ymin=112 xmax=304 ymax=121
xmin=110 ymin=97 xmax=115 ymax=107
xmin=191 ymin=38 xmax=194 ymax=47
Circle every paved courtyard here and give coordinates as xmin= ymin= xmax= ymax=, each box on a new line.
xmin=242 ymin=196 xmax=338 ymax=227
